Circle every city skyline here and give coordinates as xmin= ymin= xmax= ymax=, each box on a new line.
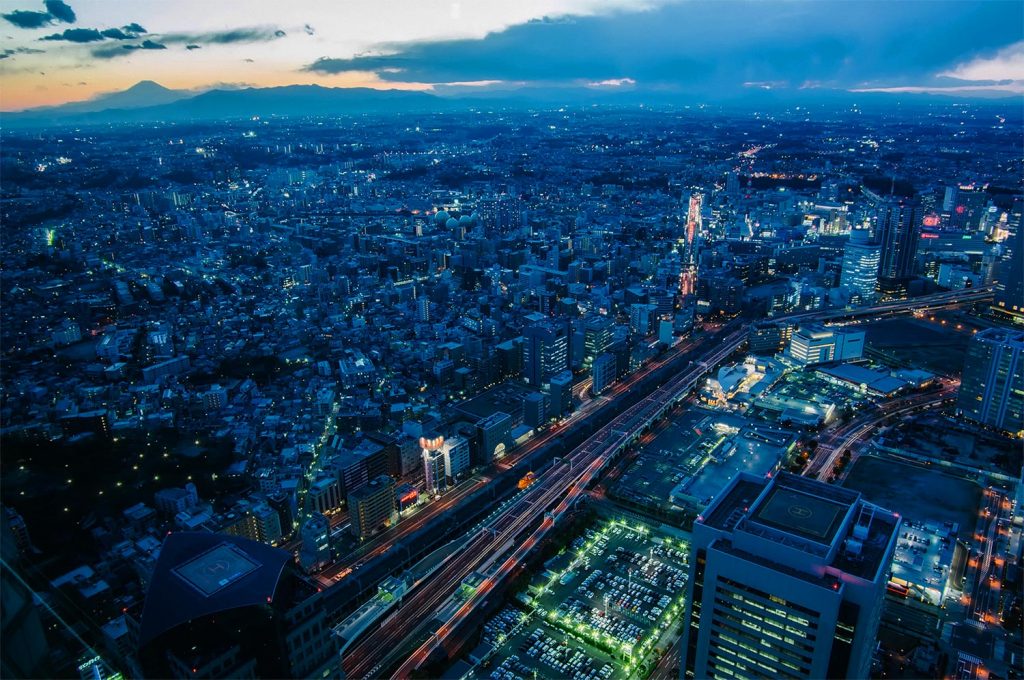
xmin=1 ymin=4 xmax=1021 ymax=680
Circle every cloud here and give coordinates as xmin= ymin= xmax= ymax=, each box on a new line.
xmin=43 ymin=0 xmax=74 ymax=23
xmin=186 ymin=44 xmax=201 ymax=50
xmin=130 ymin=39 xmax=165 ymax=51
xmin=194 ymin=81 xmax=254 ymax=91
xmin=302 ymin=0 xmax=1024 ymax=97
xmin=938 ymin=41 xmax=1024 ymax=82
xmin=852 ymin=83 xmax=1024 ymax=96
xmin=2 ymin=0 xmax=74 ymax=28
xmin=0 ymin=46 xmax=43 ymax=59
xmin=91 ymin=39 xmax=166 ymax=59
xmin=42 ymin=23 xmax=144 ymax=42
xmin=41 ymin=27 xmax=103 ymax=42
xmin=100 ymin=28 xmax=132 ymax=40
xmin=2 ymin=10 xmax=54 ymax=29
xmin=161 ymin=26 xmax=287 ymax=46
xmin=587 ymin=77 xmax=636 ymax=88
xmin=304 ymin=24 xmax=315 ymax=36
xmin=243 ymin=58 xmax=255 ymax=63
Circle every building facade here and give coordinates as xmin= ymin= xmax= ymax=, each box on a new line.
xmin=957 ymin=328 xmax=1024 ymax=437
xmin=840 ymin=228 xmax=881 ymax=305
xmin=680 ymin=473 xmax=899 ymax=680
xmin=348 ymin=475 xmax=397 ymax=540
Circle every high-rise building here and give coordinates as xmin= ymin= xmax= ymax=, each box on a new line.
xmin=748 ymin=321 xmax=794 ymax=356
xmin=139 ymin=532 xmax=336 ymax=678
xmin=416 ymin=297 xmax=430 ymax=323
xmin=348 ymin=475 xmax=397 ymax=540
xmin=522 ymin=392 xmax=547 ymax=428
xmin=591 ymin=352 xmax=617 ymax=396
xmin=874 ymin=196 xmax=921 ymax=298
xmin=420 ymin=435 xmax=447 ymax=496
xmin=839 ymin=228 xmax=880 ymax=305
xmin=442 ymin=435 xmax=472 ymax=481
xmin=476 ymin=412 xmax=512 ymax=463
xmin=957 ymin=328 xmax=1024 ymax=437
xmin=547 ymin=371 xmax=574 ymax=418
xmin=523 ymin=322 xmax=569 ymax=387
xmin=582 ymin=315 xmax=614 ymax=368
xmin=680 ymin=472 xmax=900 ymax=680
xmin=298 ymin=513 xmax=332 ymax=573
xmin=629 ymin=303 xmax=657 ymax=337
xmin=787 ymin=325 xmax=865 ymax=366
xmin=992 ymin=206 xmax=1023 ymax=323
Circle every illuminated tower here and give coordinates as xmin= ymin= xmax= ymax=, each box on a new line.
xmin=874 ymin=196 xmax=921 ymax=300
xmin=420 ymin=435 xmax=446 ymax=496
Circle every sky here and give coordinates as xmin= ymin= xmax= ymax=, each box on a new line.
xmin=1 ymin=0 xmax=1022 ymax=111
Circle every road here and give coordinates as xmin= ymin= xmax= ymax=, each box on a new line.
xmin=966 ymin=488 xmax=1011 ymax=625
xmin=342 ymin=326 xmax=749 ymax=679
xmin=390 ymin=328 xmax=750 ymax=678
xmin=807 ymin=379 xmax=960 ymax=481
xmin=339 ymin=288 xmax=991 ymax=677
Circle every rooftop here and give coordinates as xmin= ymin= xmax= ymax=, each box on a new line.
xmin=752 ymin=484 xmax=849 ymax=544
xmin=138 ymin=532 xmax=292 ymax=647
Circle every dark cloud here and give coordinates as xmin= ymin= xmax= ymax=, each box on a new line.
xmin=243 ymin=58 xmax=255 ymax=63
xmin=304 ymin=24 xmax=314 ymax=36
xmin=2 ymin=0 xmax=74 ymax=28
xmin=0 ymin=46 xmax=43 ymax=59
xmin=185 ymin=44 xmax=201 ymax=50
xmin=102 ymin=24 xmax=145 ymax=40
xmin=43 ymin=0 xmax=75 ymax=23
xmin=303 ymin=1 xmax=1023 ymax=93
xmin=41 ymin=27 xmax=102 ymax=42
xmin=101 ymin=28 xmax=132 ymax=40
xmin=131 ymin=39 xmax=165 ymax=50
xmin=161 ymin=26 xmax=287 ymax=46
xmin=91 ymin=39 xmax=165 ymax=59
xmin=2 ymin=10 xmax=53 ymax=29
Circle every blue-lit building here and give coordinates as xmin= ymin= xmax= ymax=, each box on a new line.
xmin=839 ymin=228 xmax=880 ymax=305
xmin=957 ymin=328 xmax=1024 ymax=437
xmin=680 ymin=472 xmax=899 ymax=680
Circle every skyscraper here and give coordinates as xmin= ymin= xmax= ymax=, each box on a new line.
xmin=957 ymin=328 xmax=1024 ymax=437
xmin=874 ymin=196 xmax=921 ymax=299
xmin=839 ymin=228 xmax=880 ymax=305
xmin=992 ymin=204 xmax=1023 ymax=323
xmin=348 ymin=475 xmax=397 ymax=540
xmin=582 ymin=315 xmax=613 ymax=369
xmin=523 ymin=321 xmax=569 ymax=387
xmin=420 ymin=435 xmax=447 ymax=496
xmin=680 ymin=472 xmax=899 ymax=680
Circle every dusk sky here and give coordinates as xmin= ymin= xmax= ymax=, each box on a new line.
xmin=1 ymin=0 xmax=1022 ymax=111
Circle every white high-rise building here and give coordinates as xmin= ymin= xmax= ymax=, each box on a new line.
xmin=839 ymin=228 xmax=880 ymax=305
xmin=680 ymin=473 xmax=900 ymax=680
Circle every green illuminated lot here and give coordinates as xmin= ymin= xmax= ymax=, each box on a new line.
xmin=471 ymin=518 xmax=690 ymax=680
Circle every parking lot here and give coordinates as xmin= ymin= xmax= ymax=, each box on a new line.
xmin=481 ymin=612 xmax=620 ymax=680
xmin=473 ymin=518 xmax=690 ymax=680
